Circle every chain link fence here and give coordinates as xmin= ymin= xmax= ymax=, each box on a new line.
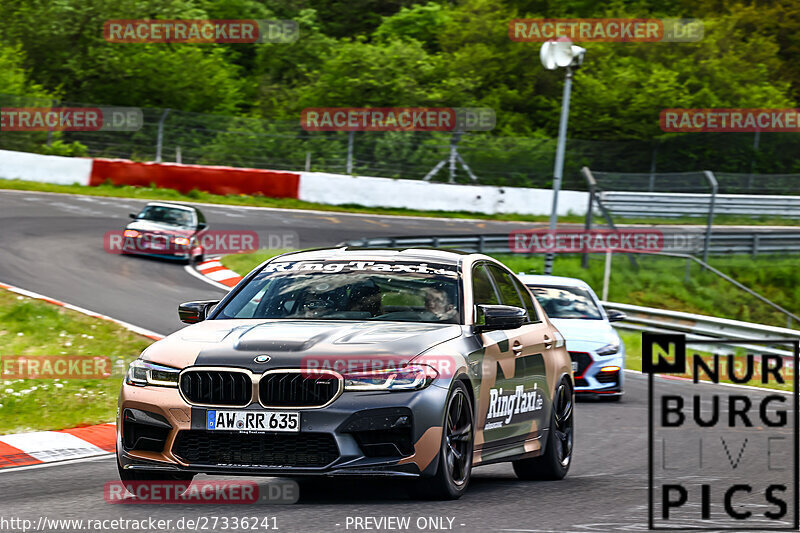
xmin=2 ymin=93 xmax=800 ymax=191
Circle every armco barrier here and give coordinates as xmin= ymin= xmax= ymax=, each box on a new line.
xmin=600 ymin=191 xmax=800 ymax=218
xmin=604 ymin=300 xmax=800 ymax=358
xmin=90 ymin=159 xmax=300 ymax=198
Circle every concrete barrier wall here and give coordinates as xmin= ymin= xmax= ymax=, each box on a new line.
xmin=0 ymin=149 xmax=591 ymax=215
xmin=90 ymin=159 xmax=300 ymax=198
xmin=0 ymin=150 xmax=92 ymax=185
xmin=297 ymin=172 xmax=589 ymax=216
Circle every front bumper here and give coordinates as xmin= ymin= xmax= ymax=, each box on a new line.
xmin=117 ymin=381 xmax=446 ymax=478
xmin=570 ymin=351 xmax=625 ymax=396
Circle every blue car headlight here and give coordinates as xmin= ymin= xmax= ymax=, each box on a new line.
xmin=126 ymin=359 xmax=180 ymax=387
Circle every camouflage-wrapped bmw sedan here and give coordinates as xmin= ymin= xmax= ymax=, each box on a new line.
xmin=117 ymin=248 xmax=574 ymax=499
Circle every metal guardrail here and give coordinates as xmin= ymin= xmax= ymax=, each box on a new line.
xmin=603 ymin=301 xmax=800 ymax=358
xmin=600 ymin=191 xmax=800 ymax=218
xmin=342 ymin=231 xmax=800 ymax=256
xmin=583 ymin=167 xmax=720 ymax=262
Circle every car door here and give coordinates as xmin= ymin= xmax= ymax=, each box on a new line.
xmin=470 ymin=262 xmax=517 ymax=455
xmin=482 ymin=264 xmax=551 ymax=451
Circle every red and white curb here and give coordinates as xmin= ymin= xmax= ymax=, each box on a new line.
xmin=0 ymin=281 xmax=164 ymax=469
xmin=0 ymin=424 xmax=117 ymax=469
xmin=193 ymin=258 xmax=242 ymax=289
xmin=0 ymin=281 xmax=164 ymax=341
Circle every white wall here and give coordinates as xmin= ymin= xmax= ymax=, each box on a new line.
xmin=0 ymin=150 xmax=92 ymax=185
xmin=299 ymin=172 xmax=589 ymax=216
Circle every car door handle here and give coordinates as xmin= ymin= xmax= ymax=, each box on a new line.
xmin=543 ymin=335 xmax=553 ymax=350
xmin=512 ymin=341 xmax=523 ymax=357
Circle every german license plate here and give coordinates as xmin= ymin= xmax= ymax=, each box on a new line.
xmin=206 ymin=410 xmax=300 ymax=432
xmin=571 ymin=361 xmax=579 ymax=373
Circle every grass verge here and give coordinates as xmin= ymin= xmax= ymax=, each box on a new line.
xmin=1 ymin=178 xmax=797 ymax=226
xmin=0 ymin=288 xmax=153 ymax=434
xmin=219 ymin=249 xmax=294 ymax=275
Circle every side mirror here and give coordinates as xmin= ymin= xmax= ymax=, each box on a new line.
xmin=128 ymin=213 xmax=137 ymax=219
xmin=475 ymin=304 xmax=526 ymax=333
xmin=197 ymin=222 xmax=208 ymax=230
xmin=178 ymin=300 xmax=220 ymax=324
xmin=606 ymin=310 xmax=627 ymax=322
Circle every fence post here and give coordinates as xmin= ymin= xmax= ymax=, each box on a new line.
xmin=685 ymin=257 xmax=691 ymax=282
xmin=155 ymin=108 xmax=170 ymax=163
xmin=702 ymin=170 xmax=717 ymax=265
xmin=747 ymin=130 xmax=760 ymax=190
xmin=305 ymin=151 xmax=311 ymax=172
xmin=602 ymin=250 xmax=612 ymax=301
xmin=648 ymin=141 xmax=658 ymax=191
xmin=752 ymin=234 xmax=759 ymax=257
xmin=581 ymin=183 xmax=594 ymax=269
xmin=346 ymin=131 xmax=354 ymax=174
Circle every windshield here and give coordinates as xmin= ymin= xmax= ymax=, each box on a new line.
xmin=528 ymin=285 xmax=603 ymax=320
xmin=136 ymin=206 xmax=195 ymax=227
xmin=216 ymin=260 xmax=461 ymax=324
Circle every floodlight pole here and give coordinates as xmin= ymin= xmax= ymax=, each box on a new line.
xmin=543 ymin=66 xmax=573 ymax=275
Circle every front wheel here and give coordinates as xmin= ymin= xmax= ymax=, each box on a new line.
xmin=417 ymin=380 xmax=474 ymax=500
xmin=513 ymin=377 xmax=574 ymax=480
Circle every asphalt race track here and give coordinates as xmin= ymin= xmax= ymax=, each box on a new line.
xmin=0 ymin=190 xmax=793 ymax=532
xmin=0 ymin=190 xmax=546 ymax=335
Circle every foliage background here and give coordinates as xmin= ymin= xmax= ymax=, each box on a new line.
xmin=1 ymin=0 xmax=798 ymax=183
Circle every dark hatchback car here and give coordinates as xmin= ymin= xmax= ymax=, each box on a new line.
xmin=122 ymin=202 xmax=208 ymax=263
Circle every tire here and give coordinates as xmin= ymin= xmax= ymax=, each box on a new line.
xmin=417 ymin=380 xmax=474 ymax=500
xmin=513 ymin=377 xmax=574 ymax=481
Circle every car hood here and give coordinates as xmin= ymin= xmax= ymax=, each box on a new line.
xmin=549 ymin=318 xmax=619 ymax=346
xmin=126 ymin=220 xmax=194 ymax=236
xmin=144 ymin=320 xmax=463 ymax=371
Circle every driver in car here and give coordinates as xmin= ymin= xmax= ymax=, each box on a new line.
xmin=423 ymin=287 xmax=457 ymax=322
xmin=297 ymin=284 xmax=337 ymax=318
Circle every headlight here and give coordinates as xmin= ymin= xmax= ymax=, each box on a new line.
xmin=126 ymin=359 xmax=180 ymax=387
xmin=172 ymin=237 xmax=190 ymax=246
xmin=596 ymin=342 xmax=620 ymax=356
xmin=123 ymin=229 xmax=139 ymax=238
xmin=343 ymin=364 xmax=438 ymax=391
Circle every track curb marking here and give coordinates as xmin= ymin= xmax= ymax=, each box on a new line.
xmin=195 ymin=258 xmax=242 ymax=288
xmin=0 ymin=424 xmax=117 ymax=470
